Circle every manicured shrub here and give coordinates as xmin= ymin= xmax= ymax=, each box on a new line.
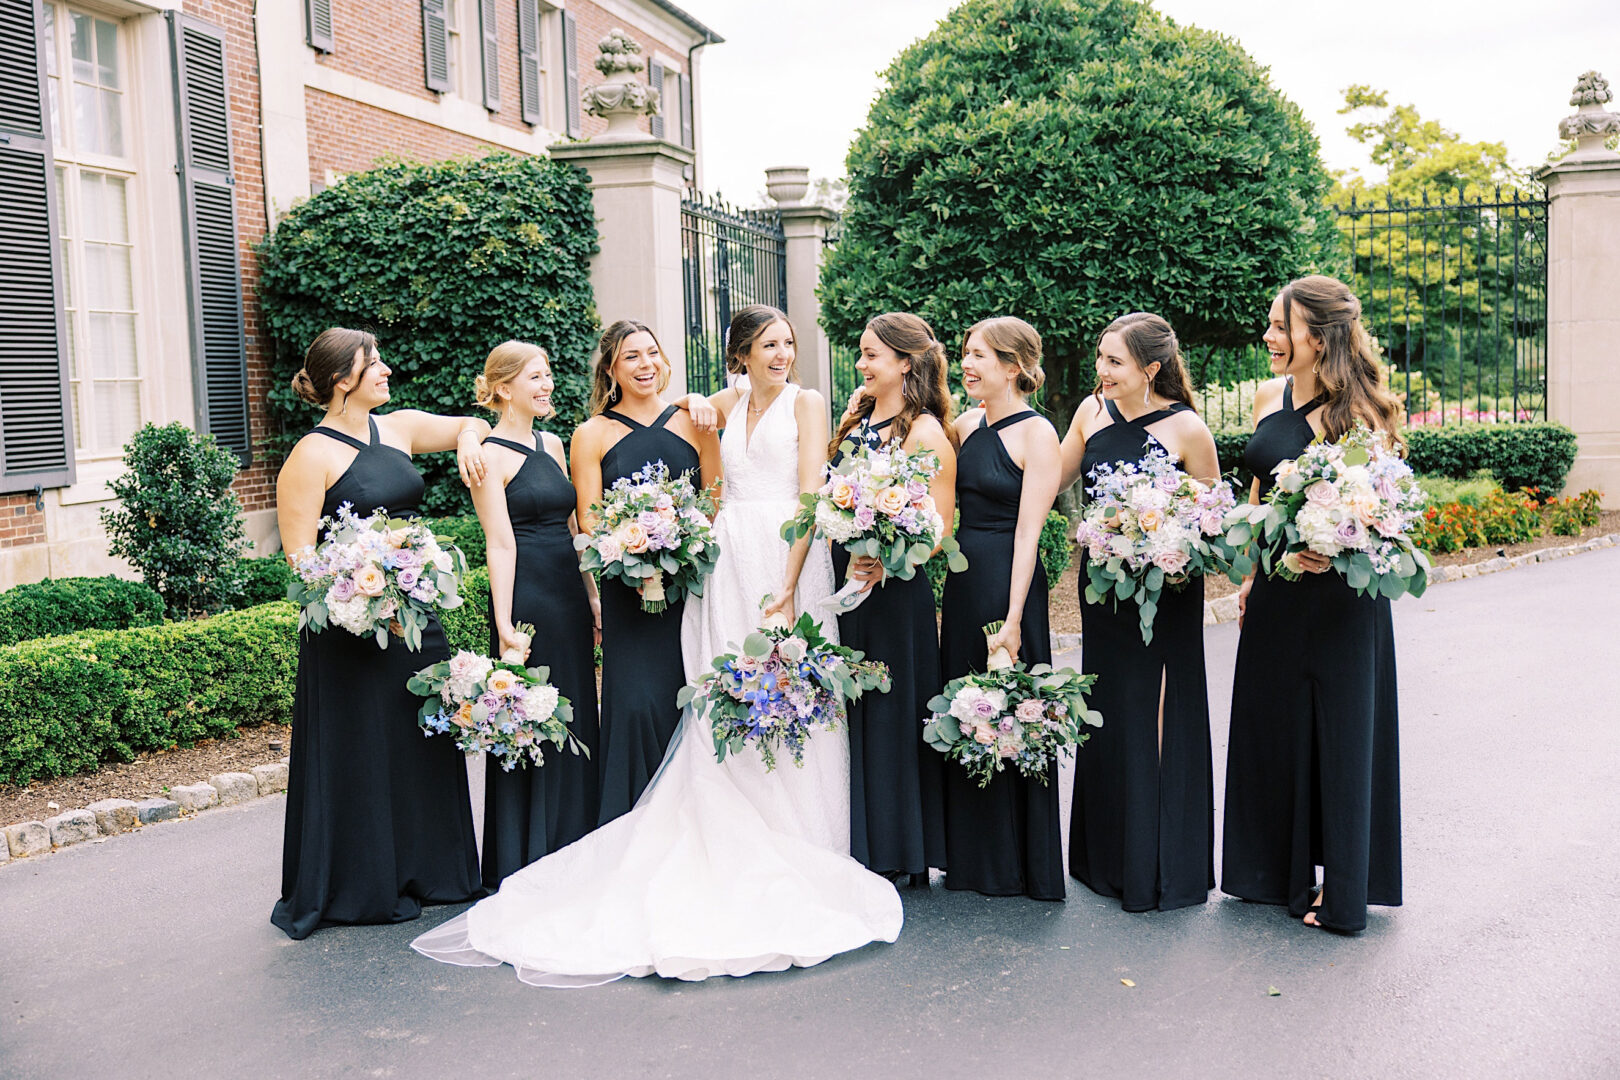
xmin=1416 ymin=470 xmax=1500 ymax=508
xmin=423 ymin=515 xmax=487 ymax=570
xmin=926 ymin=509 xmax=1072 ymax=604
xmin=0 ymin=576 xmax=164 ymax=646
xmin=257 ymin=152 xmax=600 ymax=516
xmin=0 ymin=603 xmax=297 ymax=786
xmin=233 ymin=555 xmax=296 ymax=608
xmin=441 ymin=566 xmax=492 ymax=655
xmin=1404 ymin=422 xmax=1578 ymax=495
xmin=100 ymin=422 xmax=248 ymax=617
xmin=821 ymin=0 xmax=1334 ymax=423
xmin=1213 ymin=429 xmax=1255 ymax=493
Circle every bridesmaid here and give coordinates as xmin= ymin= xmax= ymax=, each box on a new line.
xmin=1059 ymin=313 xmax=1219 ymax=912
xmin=1222 ymin=275 xmax=1406 ymax=933
xmin=571 ymin=320 xmax=720 ymax=825
xmin=272 ymin=328 xmax=488 ymax=939
xmin=471 ymin=341 xmax=602 ymax=887
xmin=832 ymin=312 xmax=957 ymax=883
xmin=938 ymin=316 xmax=1064 ymax=900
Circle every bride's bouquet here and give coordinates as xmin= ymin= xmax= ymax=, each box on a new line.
xmin=924 ymin=623 xmax=1103 ymax=788
xmin=408 ymin=624 xmax=586 ymax=771
xmin=575 ymin=460 xmax=719 ymax=613
xmin=1223 ymin=422 xmax=1431 ymax=599
xmin=288 ymin=502 xmax=467 ymax=651
xmin=678 ymin=611 xmax=890 ymax=772
xmin=1076 ymin=447 xmax=1238 ymax=644
xmin=781 ymin=438 xmax=966 ymax=613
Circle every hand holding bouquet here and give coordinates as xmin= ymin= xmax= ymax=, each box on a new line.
xmin=409 ymin=626 xmax=585 ymax=771
xmin=781 ymin=437 xmax=966 ymax=613
xmin=924 ymin=622 xmax=1103 ymax=788
xmin=1075 ymin=448 xmax=1238 ymax=644
xmin=575 ymin=460 xmax=719 ymax=613
xmin=289 ymin=503 xmax=467 ymax=651
xmin=679 ymin=611 xmax=890 ymax=772
xmin=1224 ymin=422 xmax=1431 ymax=599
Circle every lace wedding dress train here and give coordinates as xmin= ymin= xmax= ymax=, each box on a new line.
xmin=412 ymin=385 xmax=902 ymax=985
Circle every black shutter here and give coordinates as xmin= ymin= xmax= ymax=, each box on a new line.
xmin=0 ymin=0 xmax=74 ymax=492
xmin=169 ymin=12 xmax=251 ymax=463
xmin=304 ymin=0 xmax=334 ymax=53
xmin=516 ymin=0 xmax=541 ymax=126
xmin=562 ymin=8 xmax=579 ymax=137
xmin=679 ymin=71 xmax=693 ymax=149
xmin=647 ymin=59 xmax=664 ymax=139
xmin=479 ymin=0 xmax=499 ymax=111
xmin=422 ymin=0 xmax=450 ymax=93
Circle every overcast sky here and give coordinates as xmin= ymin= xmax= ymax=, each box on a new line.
xmin=687 ymin=0 xmax=1620 ymax=205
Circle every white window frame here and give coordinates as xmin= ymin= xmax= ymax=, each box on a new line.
xmin=41 ymin=1 xmax=148 ymax=464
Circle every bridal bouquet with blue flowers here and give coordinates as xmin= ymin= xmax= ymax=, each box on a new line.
xmin=679 ymin=611 xmax=890 ymax=772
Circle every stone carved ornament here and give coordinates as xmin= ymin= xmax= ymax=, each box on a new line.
xmin=582 ymin=28 xmax=660 ymax=128
xmin=1558 ymin=71 xmax=1620 ymax=142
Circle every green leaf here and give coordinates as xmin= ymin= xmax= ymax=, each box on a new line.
xmin=742 ymin=632 xmax=773 ymax=659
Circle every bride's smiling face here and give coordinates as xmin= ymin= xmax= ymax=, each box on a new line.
xmin=740 ymin=320 xmax=795 ymax=389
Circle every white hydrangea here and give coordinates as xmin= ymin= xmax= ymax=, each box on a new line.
xmin=326 ymin=593 xmax=376 ymax=636
xmin=815 ymin=501 xmax=861 ymax=544
xmin=520 ymin=683 xmax=560 ymax=721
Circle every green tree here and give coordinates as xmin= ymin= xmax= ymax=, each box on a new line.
xmin=1330 ymin=88 xmax=1545 ymax=419
xmin=257 ymin=152 xmax=599 ymax=515
xmin=819 ymin=0 xmax=1335 ymax=421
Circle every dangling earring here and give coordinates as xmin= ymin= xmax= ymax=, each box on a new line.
xmin=1142 ymin=382 xmax=1151 ymax=407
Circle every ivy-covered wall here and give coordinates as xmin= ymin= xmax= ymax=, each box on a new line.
xmin=256 ymin=152 xmax=600 ymax=516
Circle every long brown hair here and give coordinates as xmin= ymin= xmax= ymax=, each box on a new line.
xmin=725 ymin=304 xmax=799 ymax=381
xmin=828 ymin=312 xmax=957 ymax=458
xmin=1094 ymin=312 xmax=1196 ymax=411
xmin=1277 ymin=275 xmax=1404 ymax=447
xmin=590 ymin=319 xmax=670 ymax=415
xmin=293 ymin=327 xmax=377 ymax=408
xmin=964 ymin=316 xmax=1044 ymax=394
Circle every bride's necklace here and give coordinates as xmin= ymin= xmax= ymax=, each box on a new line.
xmin=748 ymin=388 xmax=784 ymax=417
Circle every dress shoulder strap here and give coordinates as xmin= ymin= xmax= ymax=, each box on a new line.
xmin=603 ymin=409 xmax=645 ymax=430
xmin=1103 ymin=398 xmax=1126 ymax=425
xmin=989 ymin=409 xmax=1038 ymax=432
xmin=652 ymin=404 xmax=681 ymax=430
xmin=309 ymin=424 xmax=368 ymax=451
xmin=1282 ymin=377 xmax=1295 ymax=411
xmin=484 ymin=435 xmax=536 ymax=455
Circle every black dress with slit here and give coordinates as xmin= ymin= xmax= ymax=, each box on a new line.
xmin=1221 ymin=379 xmax=1403 ymax=932
xmin=479 ymin=435 xmax=602 ymax=887
xmin=835 ymin=415 xmax=947 ymax=877
xmin=1068 ymin=398 xmax=1214 ymax=912
xmin=272 ymin=416 xmax=481 ymax=940
xmin=937 ymin=411 xmax=1065 ymax=900
xmin=594 ymin=404 xmax=701 ymax=825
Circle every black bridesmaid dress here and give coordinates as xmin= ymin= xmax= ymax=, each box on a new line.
xmin=479 ymin=435 xmax=602 ymax=888
xmin=594 ymin=404 xmax=701 ymax=825
xmin=1221 ymin=379 xmax=1402 ymax=933
xmin=272 ymin=416 xmax=481 ymax=940
xmin=937 ymin=411 xmax=1065 ymax=900
xmin=1068 ymin=398 xmax=1214 ymax=912
xmin=836 ymin=415 xmax=947 ymax=878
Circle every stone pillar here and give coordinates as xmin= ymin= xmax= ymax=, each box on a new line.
xmin=1540 ymin=72 xmax=1620 ymax=506
xmin=765 ymin=167 xmax=839 ymax=402
xmin=550 ymin=31 xmax=692 ymax=393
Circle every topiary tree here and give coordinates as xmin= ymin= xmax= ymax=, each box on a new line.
xmin=257 ymin=151 xmax=600 ymax=515
xmin=100 ymin=423 xmax=248 ymax=617
xmin=820 ymin=0 xmax=1336 ymax=422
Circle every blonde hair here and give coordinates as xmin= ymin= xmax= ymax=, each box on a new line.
xmin=473 ymin=340 xmax=552 ymax=417
xmin=964 ymin=316 xmax=1044 ymax=394
xmin=590 ymin=319 xmax=670 ymax=414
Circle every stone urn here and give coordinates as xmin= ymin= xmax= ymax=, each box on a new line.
xmin=764 ymin=166 xmax=811 ymax=207
xmin=1558 ymin=71 xmax=1620 ymax=162
xmin=582 ymin=28 xmax=660 ymax=140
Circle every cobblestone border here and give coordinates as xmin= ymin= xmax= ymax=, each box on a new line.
xmin=1 ymin=761 xmax=288 ymax=867
xmin=1050 ymin=531 xmax=1620 ymax=651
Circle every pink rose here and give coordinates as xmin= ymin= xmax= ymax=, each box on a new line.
xmin=1153 ymin=548 xmax=1190 ymax=575
xmin=1305 ymin=480 xmax=1340 ymax=507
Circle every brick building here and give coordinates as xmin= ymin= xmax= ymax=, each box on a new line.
xmin=0 ymin=0 xmax=719 ymax=586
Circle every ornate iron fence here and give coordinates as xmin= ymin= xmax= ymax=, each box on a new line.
xmin=1336 ymin=186 xmax=1547 ymax=425
xmin=680 ymin=192 xmax=787 ymax=396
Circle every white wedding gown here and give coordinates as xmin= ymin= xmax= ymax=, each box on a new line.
xmin=412 ymin=384 xmax=903 ymax=986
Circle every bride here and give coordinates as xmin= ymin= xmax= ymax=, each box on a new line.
xmin=412 ymin=306 xmax=903 ymax=985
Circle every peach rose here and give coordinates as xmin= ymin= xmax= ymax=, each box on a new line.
xmin=830 ymin=480 xmax=857 ymax=510
xmin=1137 ymin=507 xmax=1164 ymax=533
xmin=454 ymin=700 xmax=476 ymax=728
xmin=486 ymin=668 xmax=519 ymax=695
xmin=621 ymin=521 xmax=651 ymax=554
xmin=353 ymin=564 xmax=387 ymax=597
xmin=875 ymin=486 xmax=908 ymax=516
